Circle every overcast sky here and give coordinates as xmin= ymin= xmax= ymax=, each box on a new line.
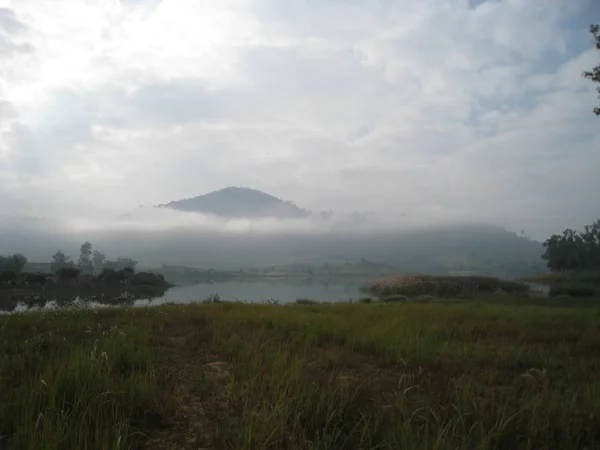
xmin=0 ymin=0 xmax=599 ymax=239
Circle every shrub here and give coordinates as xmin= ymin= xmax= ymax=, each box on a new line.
xmin=549 ymin=284 xmax=598 ymax=298
xmin=22 ymin=273 xmax=48 ymax=285
xmin=296 ymin=298 xmax=319 ymax=305
xmin=0 ymin=271 xmax=17 ymax=285
xmin=203 ymin=293 xmax=221 ymax=303
xmin=98 ymin=268 xmax=126 ymax=284
xmin=57 ymin=267 xmax=81 ymax=283
xmin=133 ymin=272 xmax=166 ymax=287
xmin=382 ymin=295 xmax=408 ymax=303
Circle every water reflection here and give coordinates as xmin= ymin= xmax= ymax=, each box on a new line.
xmin=0 ymin=279 xmax=367 ymax=313
xmin=158 ymin=279 xmax=367 ymax=305
xmin=0 ymin=287 xmax=168 ymax=313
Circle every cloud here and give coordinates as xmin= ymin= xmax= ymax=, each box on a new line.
xmin=0 ymin=7 xmax=34 ymax=56
xmin=0 ymin=0 xmax=599 ymax=240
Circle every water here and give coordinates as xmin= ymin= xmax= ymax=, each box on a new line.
xmin=0 ymin=279 xmax=368 ymax=313
xmin=159 ymin=280 xmax=366 ymax=304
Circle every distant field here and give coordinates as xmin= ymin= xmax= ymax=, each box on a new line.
xmin=1 ymin=299 xmax=600 ymax=449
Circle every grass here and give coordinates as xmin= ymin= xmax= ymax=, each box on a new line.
xmin=368 ymin=275 xmax=529 ymax=298
xmin=2 ymin=298 xmax=600 ymax=449
xmin=521 ymin=270 xmax=600 ymax=284
xmin=518 ymin=271 xmax=600 ymax=299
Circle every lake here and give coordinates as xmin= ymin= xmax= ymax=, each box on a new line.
xmin=0 ymin=279 xmax=368 ymax=313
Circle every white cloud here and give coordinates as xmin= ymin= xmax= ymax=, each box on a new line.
xmin=0 ymin=0 xmax=599 ymax=239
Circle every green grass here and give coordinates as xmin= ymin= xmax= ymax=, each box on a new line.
xmin=2 ymin=299 xmax=600 ymax=449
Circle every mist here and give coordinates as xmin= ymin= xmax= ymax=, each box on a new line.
xmin=0 ymin=205 xmax=545 ymax=279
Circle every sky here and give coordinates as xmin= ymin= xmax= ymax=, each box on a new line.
xmin=0 ymin=0 xmax=599 ymax=240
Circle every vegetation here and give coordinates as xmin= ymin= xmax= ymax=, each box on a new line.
xmin=51 ymin=242 xmax=138 ymax=276
xmin=0 ymin=253 xmax=27 ymax=274
xmin=49 ymin=250 xmax=75 ymax=274
xmin=0 ymin=264 xmax=168 ymax=291
xmin=294 ymin=298 xmax=319 ymax=305
xmin=542 ymin=218 xmax=600 ymax=272
xmin=1 ymin=300 xmax=600 ymax=449
xmin=583 ymin=24 xmax=600 ymax=115
xmin=523 ymin=270 xmax=600 ymax=285
xmin=367 ymin=275 xmax=528 ymax=298
xmin=155 ymin=265 xmax=236 ymax=284
xmin=1 ymin=251 xmax=171 ymax=312
xmin=529 ymin=218 xmax=600 ymax=299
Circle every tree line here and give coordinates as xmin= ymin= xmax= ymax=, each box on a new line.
xmin=1 ymin=242 xmax=171 ymax=289
xmin=542 ymin=218 xmax=600 ymax=272
xmin=50 ymin=241 xmax=138 ymax=276
xmin=0 ymin=254 xmax=27 ymax=274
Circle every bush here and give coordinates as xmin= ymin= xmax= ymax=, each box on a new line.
xmin=98 ymin=268 xmax=126 ymax=284
xmin=359 ymin=297 xmax=372 ymax=303
xmin=133 ymin=272 xmax=166 ymax=287
xmin=22 ymin=273 xmax=49 ymax=285
xmin=295 ymin=298 xmax=319 ymax=305
xmin=57 ymin=267 xmax=81 ymax=283
xmin=549 ymin=284 xmax=598 ymax=298
xmin=0 ymin=253 xmax=27 ymax=274
xmin=0 ymin=271 xmax=17 ymax=285
xmin=203 ymin=293 xmax=221 ymax=303
xmin=382 ymin=295 xmax=408 ymax=303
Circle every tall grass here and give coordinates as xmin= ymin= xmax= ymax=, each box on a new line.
xmin=0 ymin=309 xmax=160 ymax=449
xmin=1 ymin=299 xmax=600 ymax=449
xmin=368 ymin=274 xmax=529 ymax=298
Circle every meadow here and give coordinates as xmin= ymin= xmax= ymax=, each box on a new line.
xmin=1 ymin=297 xmax=600 ymax=449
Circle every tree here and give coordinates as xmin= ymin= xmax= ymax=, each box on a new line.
xmin=117 ymin=258 xmax=138 ymax=271
xmin=583 ymin=24 xmax=600 ymax=116
xmin=103 ymin=258 xmax=138 ymax=271
xmin=0 ymin=253 xmax=27 ymax=274
xmin=542 ymin=218 xmax=600 ymax=271
xmin=58 ymin=267 xmax=80 ymax=284
xmin=77 ymin=242 xmax=94 ymax=275
xmin=50 ymin=251 xmax=75 ymax=274
xmin=582 ymin=219 xmax=600 ymax=268
xmin=92 ymin=250 xmax=106 ymax=274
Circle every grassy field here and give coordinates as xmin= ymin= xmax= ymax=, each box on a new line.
xmin=1 ymin=299 xmax=600 ymax=449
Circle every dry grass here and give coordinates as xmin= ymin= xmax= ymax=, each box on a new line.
xmin=521 ymin=270 xmax=600 ymax=284
xmin=2 ymin=299 xmax=600 ymax=449
xmin=368 ymin=274 xmax=529 ymax=298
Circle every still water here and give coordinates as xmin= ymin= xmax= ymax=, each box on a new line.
xmin=0 ymin=280 xmax=368 ymax=313
xmin=160 ymin=280 xmax=366 ymax=303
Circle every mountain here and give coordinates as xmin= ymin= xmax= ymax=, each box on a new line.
xmin=157 ymin=187 xmax=311 ymax=219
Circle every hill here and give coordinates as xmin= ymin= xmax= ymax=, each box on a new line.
xmin=157 ymin=187 xmax=310 ymax=219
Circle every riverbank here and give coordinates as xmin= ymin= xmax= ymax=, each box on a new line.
xmin=1 ymin=299 xmax=600 ymax=449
